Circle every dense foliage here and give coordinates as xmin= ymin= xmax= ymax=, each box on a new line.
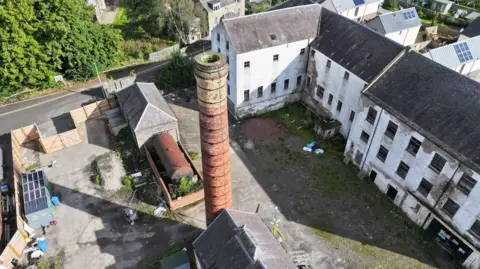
xmin=156 ymin=51 xmax=195 ymax=92
xmin=0 ymin=0 xmax=123 ymax=96
xmin=382 ymin=0 xmax=398 ymax=11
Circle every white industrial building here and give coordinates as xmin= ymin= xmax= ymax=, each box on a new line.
xmin=198 ymin=0 xmax=246 ymax=36
xmin=211 ymin=5 xmax=321 ymax=117
xmin=424 ymin=36 xmax=480 ymax=82
xmin=366 ymin=8 xmax=422 ymax=46
xmin=345 ymin=51 xmax=480 ymax=268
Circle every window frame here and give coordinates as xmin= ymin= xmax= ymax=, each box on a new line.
xmin=469 ymin=220 xmax=480 ymax=238
xmin=385 ymin=121 xmax=398 ymax=139
xmin=300 ymin=48 xmax=305 ymax=55
xmin=344 ymin=71 xmax=350 ymax=80
xmin=396 ymin=161 xmax=410 ymax=179
xmin=316 ymin=85 xmax=324 ymax=99
xmin=406 ymin=137 xmax=421 ymax=156
xmin=296 ymin=75 xmax=302 ymax=87
xmin=271 ymin=82 xmax=276 ymax=93
xmin=327 ymin=94 xmax=333 ymax=105
xmin=244 ymin=90 xmax=250 ymax=101
xmin=360 ymin=131 xmax=370 ymax=143
xmin=217 ymin=33 xmax=220 ymax=41
xmin=366 ymin=107 xmax=377 ymax=124
xmin=227 ymin=84 xmax=230 ymax=96
xmin=226 ymin=41 xmax=229 ymax=51
xmin=257 ymin=86 xmax=263 ymax=98
xmin=418 ymin=178 xmax=433 ymax=197
xmin=273 ymin=54 xmax=279 ymax=61
xmin=457 ymin=175 xmax=477 ymax=196
xmin=284 ymin=79 xmax=289 ymax=90
xmin=376 ymin=145 xmax=389 ymax=162
xmin=442 ymin=198 xmax=460 ymax=218
xmin=349 ymin=111 xmax=355 ymax=122
xmin=326 ymin=60 xmax=331 ymax=68
xmin=336 ymin=100 xmax=343 ymax=112
xmin=244 ymin=61 xmax=250 ymax=68
xmin=429 ymin=153 xmax=447 ymax=174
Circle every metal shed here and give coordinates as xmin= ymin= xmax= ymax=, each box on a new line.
xmin=22 ymin=171 xmax=55 ymax=229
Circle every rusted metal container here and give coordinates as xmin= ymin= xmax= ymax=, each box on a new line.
xmin=153 ymin=133 xmax=193 ymax=182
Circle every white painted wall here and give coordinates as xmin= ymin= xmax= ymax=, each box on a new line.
xmin=385 ymin=26 xmax=420 ymax=46
xmin=341 ymin=1 xmax=381 ymax=21
xmin=305 ymin=49 xmax=367 ymax=137
xmin=213 ymin=24 xmax=312 ymax=117
xmin=206 ymin=0 xmax=245 ymax=34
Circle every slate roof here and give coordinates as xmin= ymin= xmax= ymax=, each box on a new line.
xmin=116 ymin=82 xmax=177 ymax=132
xmin=193 ymin=209 xmax=297 ymax=269
xmin=461 ymin=17 xmax=480 ymax=38
xmin=222 ymin=5 xmax=322 ymax=54
xmin=268 ymin=0 xmax=315 ymax=11
xmin=311 ymin=8 xmax=404 ymax=82
xmin=365 ymin=51 xmax=480 ymax=171
xmin=423 ymin=36 xmax=480 ymax=70
xmin=367 ymin=8 xmax=421 ymax=34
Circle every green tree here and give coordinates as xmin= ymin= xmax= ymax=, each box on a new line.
xmin=0 ymin=0 xmax=123 ymax=95
xmin=165 ymin=0 xmax=207 ymax=44
xmin=382 ymin=0 xmax=398 ymax=11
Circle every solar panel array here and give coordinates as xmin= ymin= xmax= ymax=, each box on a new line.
xmin=22 ymin=171 xmax=49 ymax=214
xmin=403 ymin=10 xmax=416 ymax=20
xmin=454 ymin=42 xmax=474 ymax=63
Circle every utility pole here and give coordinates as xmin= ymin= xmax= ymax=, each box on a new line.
xmin=93 ymin=62 xmax=107 ymax=99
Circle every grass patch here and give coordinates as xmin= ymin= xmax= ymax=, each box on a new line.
xmin=262 ymin=103 xmax=316 ymax=141
xmin=139 ymin=245 xmax=184 ymax=269
xmin=36 ymin=250 xmax=65 ymax=269
xmin=188 ymin=151 xmax=199 ymax=160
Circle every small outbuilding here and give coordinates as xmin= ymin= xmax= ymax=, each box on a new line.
xmin=116 ymin=82 xmax=179 ymax=148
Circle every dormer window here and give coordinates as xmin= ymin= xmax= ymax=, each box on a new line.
xmin=212 ymin=3 xmax=220 ymax=11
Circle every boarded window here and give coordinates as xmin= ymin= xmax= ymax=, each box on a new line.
xmin=469 ymin=220 xmax=480 ymax=238
xmin=328 ymin=94 xmax=333 ymax=105
xmin=336 ymin=101 xmax=343 ymax=112
xmin=257 ymin=86 xmax=263 ymax=98
xmin=377 ymin=145 xmax=388 ymax=162
xmin=457 ymin=175 xmax=477 ymax=195
xmin=418 ymin=178 xmax=433 ymax=197
xmin=429 ymin=153 xmax=446 ymax=174
xmin=344 ymin=71 xmax=350 ymax=80
xmin=366 ymin=107 xmax=377 ymax=124
xmin=244 ymin=90 xmax=250 ymax=101
xmin=396 ymin=161 xmax=410 ymax=179
xmin=442 ymin=198 xmax=460 ymax=218
xmin=271 ymin=82 xmax=276 ymax=93
xmin=244 ymin=61 xmax=250 ymax=68
xmin=385 ymin=121 xmax=398 ymax=139
xmin=360 ymin=131 xmax=370 ymax=143
xmin=284 ymin=79 xmax=289 ymax=90
xmin=349 ymin=111 xmax=355 ymax=122
xmin=326 ymin=60 xmax=331 ymax=68
xmin=406 ymin=137 xmax=421 ymax=156
xmin=316 ymin=85 xmax=324 ymax=98
xmin=273 ymin=54 xmax=279 ymax=61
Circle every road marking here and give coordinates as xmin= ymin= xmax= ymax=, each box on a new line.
xmin=0 ymin=91 xmax=77 ymax=118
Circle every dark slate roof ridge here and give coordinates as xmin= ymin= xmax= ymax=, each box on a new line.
xmin=364 ymin=51 xmax=480 ymax=172
xmin=461 ymin=17 xmax=480 ymax=38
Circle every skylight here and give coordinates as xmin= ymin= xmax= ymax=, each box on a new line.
xmin=454 ymin=42 xmax=474 ymax=63
xmin=402 ymin=10 xmax=416 ymax=20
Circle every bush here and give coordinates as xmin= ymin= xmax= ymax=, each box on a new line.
xmin=122 ymin=175 xmax=133 ymax=188
xmin=188 ymin=151 xmax=200 ymax=160
xmin=176 ymin=177 xmax=203 ymax=197
xmin=93 ymin=175 xmax=101 ymax=185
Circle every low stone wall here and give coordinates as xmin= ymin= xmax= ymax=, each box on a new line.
xmin=148 ymin=44 xmax=180 ymax=62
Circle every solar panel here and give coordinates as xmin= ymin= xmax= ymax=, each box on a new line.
xmin=454 ymin=43 xmax=474 ymax=63
xmin=403 ymin=10 xmax=416 ymax=20
xmin=22 ymin=171 xmax=50 ymax=215
xmin=353 ymin=0 xmax=365 ymax=6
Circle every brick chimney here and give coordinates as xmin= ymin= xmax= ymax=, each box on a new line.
xmin=194 ymin=52 xmax=232 ymax=225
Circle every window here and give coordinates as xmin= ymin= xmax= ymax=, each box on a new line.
xmin=300 ymin=48 xmax=305 ymax=55
xmin=226 ymin=56 xmax=229 ymax=64
xmin=469 ymin=220 xmax=480 ymax=238
xmin=429 ymin=153 xmax=446 ymax=174
xmin=355 ymin=7 xmax=359 ymax=16
xmin=270 ymin=33 xmax=277 ymax=40
xmin=296 ymin=75 xmax=302 ymax=87
xmin=227 ymin=73 xmax=229 ymax=80
xmin=284 ymin=79 xmax=289 ymax=90
xmin=227 ymin=84 xmax=230 ymax=96
xmin=344 ymin=71 xmax=350 ymax=80
xmin=418 ymin=178 xmax=433 ymax=197
xmin=316 ymin=85 xmax=324 ymax=98
xmin=396 ymin=161 xmax=410 ymax=179
xmin=457 ymin=175 xmax=477 ymax=195
xmin=385 ymin=121 xmax=398 ymax=139
xmin=349 ymin=111 xmax=355 ymax=122
xmin=310 ymin=49 xmax=315 ymax=56
xmin=244 ymin=61 xmax=250 ymax=68
xmin=360 ymin=131 xmax=370 ymax=143
xmin=406 ymin=137 xmax=421 ymax=156
xmin=307 ymin=76 xmax=311 ymax=86
xmin=257 ymin=86 xmax=263 ymax=98
xmin=226 ymin=41 xmax=229 ymax=51
xmin=326 ymin=60 xmax=331 ymax=68
xmin=377 ymin=145 xmax=389 ymax=162
xmin=271 ymin=82 xmax=276 ymax=93
xmin=442 ymin=199 xmax=460 ymax=218
xmin=273 ymin=54 xmax=279 ymax=61
xmin=244 ymin=90 xmax=250 ymax=101
xmin=327 ymin=94 xmax=333 ymax=105
xmin=399 ymin=30 xmax=403 ymax=35
xmin=366 ymin=107 xmax=377 ymax=124
xmin=217 ymin=48 xmax=221 ymax=53
xmin=370 ymin=170 xmax=378 ymax=181
xmin=336 ymin=101 xmax=343 ymax=112
xmin=217 ymin=33 xmax=220 ymax=41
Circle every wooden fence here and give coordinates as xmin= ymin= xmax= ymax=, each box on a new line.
xmin=39 ymin=129 xmax=84 ymax=154
xmin=69 ymin=100 xmax=111 ymax=126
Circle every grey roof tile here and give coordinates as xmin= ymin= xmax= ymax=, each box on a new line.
xmin=462 ymin=18 xmax=480 ymax=38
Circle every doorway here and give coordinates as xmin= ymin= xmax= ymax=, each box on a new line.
xmin=369 ymin=170 xmax=377 ymax=181
xmin=386 ymin=185 xmax=398 ymax=201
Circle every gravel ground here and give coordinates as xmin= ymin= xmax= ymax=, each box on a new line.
xmin=230 ymin=104 xmax=460 ymax=269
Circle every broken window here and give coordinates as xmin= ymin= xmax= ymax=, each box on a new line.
xmin=406 ymin=137 xmax=421 ymax=156
xmin=377 ymin=145 xmax=389 ymax=162
xmin=442 ymin=198 xmax=460 ymax=218
xmin=284 ymin=79 xmax=289 ymax=90
xmin=316 ymin=85 xmax=324 ymax=99
xmin=336 ymin=101 xmax=343 ymax=112
xmin=257 ymin=86 xmax=263 ymax=98
xmin=273 ymin=54 xmax=279 ymax=61
xmin=457 ymin=174 xmax=477 ymax=196
xmin=344 ymin=71 xmax=350 ymax=80
xmin=327 ymin=94 xmax=333 ymax=105
xmin=385 ymin=121 xmax=398 ymax=139
xmin=396 ymin=161 xmax=410 ymax=179
xmin=300 ymin=48 xmax=305 ymax=55
xmin=469 ymin=220 xmax=480 ymax=238
xmin=349 ymin=111 xmax=355 ymax=122
xmin=360 ymin=131 xmax=370 ymax=143
xmin=429 ymin=153 xmax=446 ymax=174
xmin=418 ymin=178 xmax=433 ymax=197
xmin=296 ymin=75 xmax=302 ymax=87
xmin=244 ymin=90 xmax=250 ymax=101
xmin=366 ymin=107 xmax=377 ymax=124
xmin=244 ymin=61 xmax=250 ymax=68
xmin=326 ymin=60 xmax=331 ymax=68
xmin=271 ymin=82 xmax=276 ymax=93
